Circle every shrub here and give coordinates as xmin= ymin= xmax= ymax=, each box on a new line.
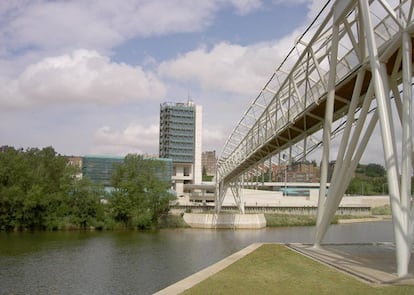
xmin=264 ymin=214 xmax=316 ymax=227
xmin=158 ymin=214 xmax=190 ymax=228
xmin=371 ymin=205 xmax=391 ymax=215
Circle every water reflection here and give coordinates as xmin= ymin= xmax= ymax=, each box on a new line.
xmin=0 ymin=222 xmax=394 ymax=295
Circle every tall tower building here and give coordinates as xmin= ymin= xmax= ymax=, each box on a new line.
xmin=159 ymin=100 xmax=202 ymax=196
xmin=202 ymin=150 xmax=217 ymax=177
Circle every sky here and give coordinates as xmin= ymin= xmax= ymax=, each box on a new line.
xmin=0 ymin=0 xmax=387 ymax=164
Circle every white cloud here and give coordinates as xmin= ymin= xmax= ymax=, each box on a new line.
xmin=0 ymin=49 xmax=166 ymax=108
xmin=272 ymin=0 xmax=311 ymax=5
xmin=227 ymin=0 xmax=263 ymax=15
xmin=158 ymin=34 xmax=297 ymax=97
xmin=0 ymin=0 xmax=268 ymax=107
xmin=0 ymin=0 xmax=335 ymax=158
xmin=93 ymin=123 xmax=159 ymax=156
xmin=159 ymin=43 xmax=258 ymax=96
xmin=203 ymin=127 xmax=226 ymax=151
xmin=0 ymin=0 xmax=263 ymax=58
xmin=1 ymin=1 xmax=120 ymax=55
xmin=272 ymin=0 xmax=310 ymax=6
xmin=93 ymin=121 xmax=228 ymax=156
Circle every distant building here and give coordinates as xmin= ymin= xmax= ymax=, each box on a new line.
xmin=67 ymin=156 xmax=83 ymax=179
xmin=287 ymin=161 xmax=320 ymax=183
xmin=82 ymin=155 xmax=124 ymax=187
xmin=81 ymin=155 xmax=173 ymax=188
xmin=67 ymin=156 xmax=83 ymax=168
xmin=202 ymin=150 xmax=217 ymax=177
xmin=146 ymin=157 xmax=173 ymax=184
xmin=272 ymin=161 xmax=320 ymax=183
xmin=159 ymin=100 xmax=202 ymax=196
xmin=0 ymin=145 xmax=10 ymax=153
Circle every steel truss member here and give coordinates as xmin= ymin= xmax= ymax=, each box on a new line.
xmin=315 ymin=0 xmax=414 ymax=277
xmin=217 ymin=0 xmax=414 ymax=277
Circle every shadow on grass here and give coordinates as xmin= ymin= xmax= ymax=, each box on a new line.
xmin=183 ymin=244 xmax=414 ymax=295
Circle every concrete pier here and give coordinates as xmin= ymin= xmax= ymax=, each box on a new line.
xmin=183 ymin=213 xmax=266 ymax=229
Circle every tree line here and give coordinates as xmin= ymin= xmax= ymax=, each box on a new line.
xmin=0 ymin=146 xmax=174 ymax=231
xmin=346 ymin=163 xmax=414 ymax=195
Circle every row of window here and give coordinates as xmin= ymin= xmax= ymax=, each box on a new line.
xmin=160 ymin=115 xmax=195 ymax=122
xmin=160 ymin=143 xmax=194 ymax=148
xmin=160 ymin=128 xmax=194 ymax=133
xmin=160 ymin=110 xmax=194 ymax=117
xmin=160 ymin=138 xmax=194 ymax=144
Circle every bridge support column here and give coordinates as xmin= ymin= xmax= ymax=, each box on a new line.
xmin=216 ymin=180 xmax=228 ymax=214
xmin=217 ymin=0 xmax=413 ymax=277
xmin=315 ymin=74 xmax=377 ymax=246
xmin=216 ymin=178 xmax=245 ymax=214
xmin=360 ymin=0 xmax=412 ymax=277
xmin=402 ymin=30 xmax=414 ymax=229
xmin=315 ymin=1 xmax=414 ymax=277
xmin=316 ymin=20 xmax=340 ymax=230
xmin=229 ymin=177 xmax=245 ymax=214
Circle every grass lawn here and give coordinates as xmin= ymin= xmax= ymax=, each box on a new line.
xmin=264 ymin=214 xmax=318 ymax=227
xmin=183 ymin=244 xmax=414 ymax=295
xmin=264 ymin=213 xmax=378 ymax=227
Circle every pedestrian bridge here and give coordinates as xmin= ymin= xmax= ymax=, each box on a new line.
xmin=216 ymin=0 xmax=414 ymax=277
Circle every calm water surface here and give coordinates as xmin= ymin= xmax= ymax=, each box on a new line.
xmin=0 ymin=221 xmax=394 ymax=295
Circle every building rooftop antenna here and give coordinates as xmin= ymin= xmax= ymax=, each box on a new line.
xmin=187 ymin=91 xmax=194 ymax=106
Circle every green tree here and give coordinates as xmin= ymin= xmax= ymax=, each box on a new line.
xmin=365 ymin=163 xmax=386 ymax=177
xmin=0 ymin=147 xmax=25 ymax=230
xmin=111 ymin=154 xmax=173 ymax=229
xmin=0 ymin=146 xmax=81 ymax=230
xmin=345 ymin=163 xmax=388 ymax=195
xmin=0 ymin=185 xmax=24 ymax=230
xmin=67 ymin=178 xmax=104 ymax=229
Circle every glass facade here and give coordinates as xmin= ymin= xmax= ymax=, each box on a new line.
xmin=82 ymin=155 xmax=124 ymax=186
xmin=159 ymin=102 xmax=195 ymax=163
xmin=149 ymin=157 xmax=173 ymax=183
xmin=82 ymin=156 xmax=173 ymax=187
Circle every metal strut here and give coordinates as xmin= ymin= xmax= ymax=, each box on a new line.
xmin=217 ymin=0 xmax=414 ymax=277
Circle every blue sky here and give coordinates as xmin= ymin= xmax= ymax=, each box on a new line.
xmin=113 ymin=3 xmax=309 ymax=65
xmin=0 ymin=0 xmax=327 ymax=158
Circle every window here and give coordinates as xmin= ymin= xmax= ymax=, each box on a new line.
xmin=184 ymin=167 xmax=190 ymax=176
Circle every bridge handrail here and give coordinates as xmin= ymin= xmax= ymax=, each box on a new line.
xmin=218 ymin=1 xmax=334 ymax=162
xmin=218 ymin=0 xmax=410 ymax=181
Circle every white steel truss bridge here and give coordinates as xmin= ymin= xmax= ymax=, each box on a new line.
xmin=216 ymin=0 xmax=414 ymax=277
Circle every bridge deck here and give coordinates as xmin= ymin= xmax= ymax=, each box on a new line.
xmin=218 ymin=1 xmax=414 ymax=186
xmin=222 ymin=37 xmax=414 ymax=183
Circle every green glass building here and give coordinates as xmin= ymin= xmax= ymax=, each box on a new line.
xmin=159 ymin=101 xmax=203 ymax=196
xmin=159 ymin=102 xmax=196 ymax=163
xmin=82 ymin=155 xmax=173 ymax=187
xmin=82 ymin=155 xmax=124 ymax=186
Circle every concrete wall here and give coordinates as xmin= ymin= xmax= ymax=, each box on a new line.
xmin=171 ymin=206 xmax=371 ymax=216
xmin=172 ymin=163 xmax=193 ymax=196
xmin=221 ymin=189 xmax=390 ymax=208
xmin=183 ymin=213 xmax=266 ymax=229
xmin=341 ymin=195 xmax=390 ymax=207
xmin=193 ymin=105 xmax=202 ymax=185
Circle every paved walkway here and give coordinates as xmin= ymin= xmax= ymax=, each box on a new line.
xmin=154 ymin=243 xmax=263 ymax=295
xmin=155 ymin=242 xmax=414 ymax=294
xmin=287 ymin=243 xmax=414 ymax=285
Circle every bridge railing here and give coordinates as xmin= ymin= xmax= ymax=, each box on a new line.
xmin=218 ymin=0 xmax=407 ymax=182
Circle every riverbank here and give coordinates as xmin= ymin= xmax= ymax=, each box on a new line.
xmin=162 ymin=204 xmax=392 ymax=229
xmin=160 ymin=213 xmax=387 ymax=230
xmin=0 ymin=212 xmax=387 ymax=232
xmin=159 ymin=244 xmax=414 ymax=295
xmin=0 ymin=221 xmax=397 ymax=294
xmin=175 ymin=213 xmax=383 ymax=229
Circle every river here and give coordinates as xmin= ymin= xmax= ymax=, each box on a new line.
xmin=0 ymin=221 xmax=394 ymax=295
